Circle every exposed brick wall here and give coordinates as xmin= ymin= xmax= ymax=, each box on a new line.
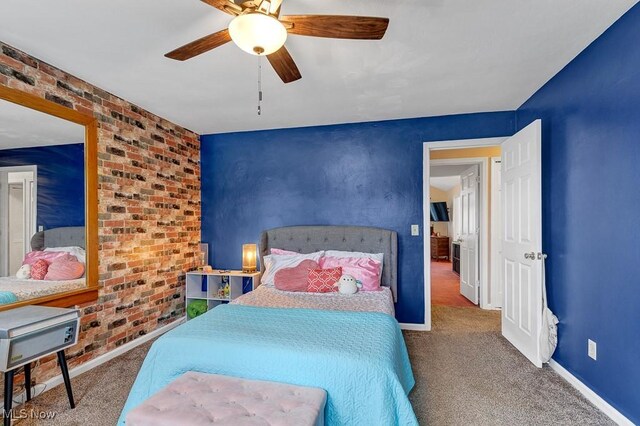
xmin=0 ymin=42 xmax=201 ymax=382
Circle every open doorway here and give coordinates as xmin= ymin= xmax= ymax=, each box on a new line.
xmin=429 ymin=148 xmax=502 ymax=310
xmin=423 ymin=121 xmax=546 ymax=367
xmin=0 ymin=166 xmax=37 ymax=277
xmin=429 ymin=171 xmax=476 ymax=308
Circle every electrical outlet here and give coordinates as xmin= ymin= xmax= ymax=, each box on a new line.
xmin=588 ymin=339 xmax=597 ymax=360
xmin=411 ymin=225 xmax=420 ymax=236
xmin=38 ymin=225 xmax=44 ymax=232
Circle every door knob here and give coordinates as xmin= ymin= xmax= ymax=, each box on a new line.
xmin=524 ymin=252 xmax=536 ymax=260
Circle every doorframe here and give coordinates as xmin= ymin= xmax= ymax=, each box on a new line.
xmin=490 ymin=157 xmax=503 ymax=308
xmin=0 ymin=165 xmax=38 ymax=276
xmin=423 ymin=137 xmax=507 ymax=330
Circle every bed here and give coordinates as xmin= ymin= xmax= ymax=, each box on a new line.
xmin=0 ymin=277 xmax=85 ymax=302
xmin=119 ymin=226 xmax=417 ymax=425
xmin=233 ymin=285 xmax=396 ymax=316
xmin=0 ymin=226 xmax=85 ymax=304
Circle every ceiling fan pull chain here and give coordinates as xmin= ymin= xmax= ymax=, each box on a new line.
xmin=257 ymin=55 xmax=263 ymax=116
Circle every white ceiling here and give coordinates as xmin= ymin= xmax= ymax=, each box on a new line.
xmin=0 ymin=99 xmax=84 ymax=150
xmin=430 ymin=176 xmax=460 ymax=192
xmin=0 ymin=0 xmax=636 ymax=135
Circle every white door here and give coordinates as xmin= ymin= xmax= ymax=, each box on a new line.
xmin=8 ymin=183 xmax=24 ymax=275
xmin=501 ymin=120 xmax=543 ymax=368
xmin=0 ymin=171 xmax=7 ymax=276
xmin=459 ymin=165 xmax=479 ymax=304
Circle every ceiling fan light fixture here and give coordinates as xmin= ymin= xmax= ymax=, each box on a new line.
xmin=228 ymin=12 xmax=287 ymax=56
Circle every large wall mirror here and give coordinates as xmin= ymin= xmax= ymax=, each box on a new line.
xmin=0 ymin=85 xmax=98 ymax=311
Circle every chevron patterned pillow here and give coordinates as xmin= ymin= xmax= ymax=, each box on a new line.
xmin=306 ymin=267 xmax=342 ymax=293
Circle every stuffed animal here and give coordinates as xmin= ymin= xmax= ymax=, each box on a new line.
xmin=187 ymin=299 xmax=208 ymax=319
xmin=16 ymin=264 xmax=31 ymax=279
xmin=334 ymin=275 xmax=362 ymax=295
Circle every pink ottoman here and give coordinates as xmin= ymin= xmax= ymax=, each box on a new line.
xmin=126 ymin=372 xmax=327 ymax=426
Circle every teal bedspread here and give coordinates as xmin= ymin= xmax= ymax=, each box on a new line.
xmin=0 ymin=291 xmax=17 ymax=305
xmin=118 ymin=304 xmax=417 ymax=425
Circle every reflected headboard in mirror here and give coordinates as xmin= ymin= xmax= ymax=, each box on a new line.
xmin=31 ymin=227 xmax=86 ymax=251
xmin=0 ymin=85 xmax=98 ymax=312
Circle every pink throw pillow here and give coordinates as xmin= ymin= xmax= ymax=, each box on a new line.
xmin=274 ymin=260 xmax=320 ymax=292
xmin=31 ymin=259 xmax=49 ymax=280
xmin=23 ymin=250 xmax=76 ymax=266
xmin=320 ymin=256 xmax=382 ymax=291
xmin=270 ymin=248 xmax=299 ymax=255
xmin=307 ymin=267 xmax=342 ymax=293
xmin=45 ymin=259 xmax=85 ymax=281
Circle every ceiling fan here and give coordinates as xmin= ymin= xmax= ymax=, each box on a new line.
xmin=165 ymin=0 xmax=390 ymax=83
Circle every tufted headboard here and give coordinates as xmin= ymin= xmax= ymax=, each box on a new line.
xmin=260 ymin=226 xmax=398 ymax=301
xmin=30 ymin=226 xmax=86 ymax=251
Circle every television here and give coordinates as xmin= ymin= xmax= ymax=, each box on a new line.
xmin=430 ymin=202 xmax=450 ymax=222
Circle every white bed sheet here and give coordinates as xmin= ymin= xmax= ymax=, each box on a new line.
xmin=232 ymin=285 xmax=395 ymax=316
xmin=0 ymin=276 xmax=86 ymax=302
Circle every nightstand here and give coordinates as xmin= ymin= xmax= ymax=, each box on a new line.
xmin=185 ymin=270 xmax=260 ymax=319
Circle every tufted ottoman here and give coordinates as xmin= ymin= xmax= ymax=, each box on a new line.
xmin=125 ymin=372 xmax=327 ymax=426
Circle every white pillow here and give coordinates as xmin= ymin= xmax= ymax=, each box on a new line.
xmin=44 ymin=246 xmax=86 ymax=264
xmin=324 ymin=250 xmax=384 ymax=285
xmin=324 ymin=250 xmax=383 ymax=263
xmin=261 ymin=251 xmax=324 ymax=287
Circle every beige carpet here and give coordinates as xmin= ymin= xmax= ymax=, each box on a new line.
xmin=4 ymin=306 xmax=612 ymax=425
xmin=406 ymin=306 xmax=612 ymax=425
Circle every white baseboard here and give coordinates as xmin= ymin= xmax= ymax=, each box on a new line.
xmin=399 ymin=322 xmax=429 ymax=331
xmin=548 ymin=359 xmax=634 ymax=426
xmin=15 ymin=317 xmax=185 ymax=403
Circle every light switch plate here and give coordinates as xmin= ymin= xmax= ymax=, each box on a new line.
xmin=411 ymin=224 xmax=420 ymax=236
xmin=588 ymin=339 xmax=597 ymax=360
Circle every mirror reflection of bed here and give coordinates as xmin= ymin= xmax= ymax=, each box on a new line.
xmin=0 ymin=98 xmax=87 ymax=306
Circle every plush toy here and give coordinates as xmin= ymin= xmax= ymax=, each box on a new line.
xmin=187 ymin=299 xmax=208 ymax=319
xmin=16 ymin=264 xmax=31 ymax=280
xmin=334 ymin=275 xmax=362 ymax=295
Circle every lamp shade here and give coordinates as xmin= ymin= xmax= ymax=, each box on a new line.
xmin=228 ymin=13 xmax=287 ymax=56
xmin=242 ymin=243 xmax=258 ymax=272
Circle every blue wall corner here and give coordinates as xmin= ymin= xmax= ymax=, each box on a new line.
xmin=0 ymin=143 xmax=85 ymax=230
xmin=200 ymin=112 xmax=515 ymax=324
xmin=516 ymin=3 xmax=640 ymax=422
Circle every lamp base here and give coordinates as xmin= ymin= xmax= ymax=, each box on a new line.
xmin=242 ymin=268 xmax=257 ymax=273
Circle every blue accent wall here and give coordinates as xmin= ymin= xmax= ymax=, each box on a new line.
xmin=0 ymin=143 xmax=85 ymax=230
xmin=516 ymin=4 xmax=640 ymax=422
xmin=201 ymin=112 xmax=515 ymax=324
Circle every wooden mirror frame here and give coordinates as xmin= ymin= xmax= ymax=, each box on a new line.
xmin=0 ymin=85 xmax=98 ymax=311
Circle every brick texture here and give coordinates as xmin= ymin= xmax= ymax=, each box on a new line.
xmin=0 ymin=42 xmax=201 ymax=383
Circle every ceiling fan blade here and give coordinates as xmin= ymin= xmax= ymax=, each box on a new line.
xmin=201 ymin=0 xmax=242 ymax=15
xmin=269 ymin=0 xmax=284 ymax=16
xmin=165 ymin=29 xmax=232 ymax=61
xmin=267 ymin=46 xmax=301 ymax=83
xmin=280 ymin=15 xmax=389 ymax=40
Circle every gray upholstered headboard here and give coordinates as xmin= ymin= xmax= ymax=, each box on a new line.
xmin=260 ymin=226 xmax=398 ymax=301
xmin=31 ymin=226 xmax=86 ymax=251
